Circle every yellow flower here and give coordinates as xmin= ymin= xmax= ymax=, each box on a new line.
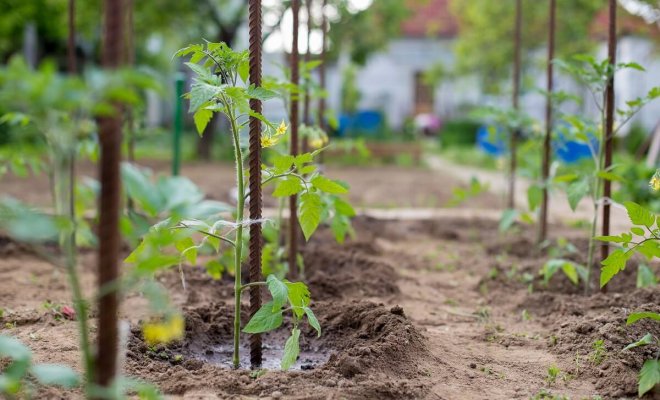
xmin=261 ymin=135 xmax=280 ymax=148
xmin=650 ymin=170 xmax=660 ymax=192
xmin=143 ymin=315 xmax=185 ymax=346
xmin=276 ymin=121 xmax=288 ymax=136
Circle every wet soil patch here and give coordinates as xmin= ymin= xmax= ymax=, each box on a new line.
xmin=127 ymin=300 xmax=430 ymax=398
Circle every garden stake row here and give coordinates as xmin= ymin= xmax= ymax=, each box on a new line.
xmin=289 ymin=0 xmax=301 ymax=279
xmin=67 ymin=0 xmax=76 ymax=75
xmin=125 ymin=0 xmax=136 ymax=167
xmin=302 ymin=0 xmax=313 ymax=154
xmin=509 ymin=0 xmax=522 ymax=210
xmin=67 ymin=0 xmax=95 ymax=389
xmin=538 ymin=0 xmax=556 ymax=245
xmin=172 ymin=74 xmax=185 ymax=176
xmin=96 ymin=0 xmax=124 ymax=391
xmin=248 ymin=0 xmax=263 ymax=368
xmin=317 ymin=0 xmax=327 ymax=165
xmin=601 ymin=0 xmax=617 ymax=271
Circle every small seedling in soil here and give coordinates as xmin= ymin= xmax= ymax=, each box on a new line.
xmin=521 ymin=309 xmax=532 ymax=322
xmin=589 ymin=339 xmax=607 ymax=365
xmin=546 ymin=364 xmax=561 ymax=384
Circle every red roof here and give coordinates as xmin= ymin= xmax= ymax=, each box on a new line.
xmin=400 ymin=1 xmax=658 ymax=40
xmin=591 ymin=7 xmax=659 ymax=39
xmin=401 ymin=0 xmax=458 ymax=38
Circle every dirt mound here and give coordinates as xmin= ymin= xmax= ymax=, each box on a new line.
xmin=303 ymin=240 xmax=400 ymax=300
xmin=521 ymin=289 xmax=660 ymax=398
xmin=126 ymin=300 xmax=430 ymax=399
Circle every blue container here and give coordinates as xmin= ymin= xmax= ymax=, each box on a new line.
xmin=476 ymin=125 xmax=506 ymax=157
xmin=338 ymin=111 xmax=383 ymax=137
xmin=553 ymin=124 xmax=599 ymax=164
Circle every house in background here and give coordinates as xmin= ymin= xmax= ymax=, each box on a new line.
xmin=324 ymin=0 xmax=660 ymax=135
xmin=255 ymin=0 xmax=660 ymax=136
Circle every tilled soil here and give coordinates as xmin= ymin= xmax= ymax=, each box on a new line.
xmin=0 ymin=216 xmax=659 ymax=399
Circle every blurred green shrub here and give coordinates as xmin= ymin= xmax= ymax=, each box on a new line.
xmin=438 ymin=119 xmax=480 ymax=147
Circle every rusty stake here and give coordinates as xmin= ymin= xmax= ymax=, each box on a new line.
xmin=538 ymin=0 xmax=556 ymax=245
xmin=289 ymin=0 xmax=301 ymax=279
xmin=601 ymin=0 xmax=617 ymax=284
xmin=96 ymin=0 xmax=124 ymax=391
xmin=302 ymin=0 xmax=313 ymax=154
xmin=509 ymin=0 xmax=522 ymax=210
xmin=248 ymin=0 xmax=263 ymax=369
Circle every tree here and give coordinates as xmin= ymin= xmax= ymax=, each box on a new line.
xmin=449 ymin=0 xmax=605 ymax=93
xmin=328 ymin=0 xmax=413 ymax=65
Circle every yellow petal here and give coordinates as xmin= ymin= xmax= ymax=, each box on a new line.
xmin=276 ymin=121 xmax=288 ymax=136
xmin=142 ymin=315 xmax=185 ymax=345
xmin=650 ymin=171 xmax=660 ymax=192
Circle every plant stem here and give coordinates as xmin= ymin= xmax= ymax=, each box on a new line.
xmin=229 ymin=108 xmax=245 ymax=369
xmin=57 ymin=151 xmax=94 ymax=389
xmin=584 ymin=112 xmax=606 ymax=295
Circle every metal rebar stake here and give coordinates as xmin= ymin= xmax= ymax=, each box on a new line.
xmin=538 ymin=0 xmax=556 ymax=245
xmin=248 ymin=0 xmax=263 ymax=368
xmin=289 ymin=0 xmax=301 ymax=280
xmin=302 ymin=0 xmax=313 ymax=153
xmin=509 ymin=0 xmax=522 ymax=210
xmin=601 ymin=0 xmax=617 ymax=285
xmin=96 ymin=0 xmax=124 ymax=391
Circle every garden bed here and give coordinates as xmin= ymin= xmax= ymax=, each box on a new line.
xmin=0 ymin=215 xmax=658 ymax=399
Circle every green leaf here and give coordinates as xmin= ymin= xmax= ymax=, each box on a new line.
xmin=205 ymin=260 xmax=224 ymax=280
xmin=623 ymin=333 xmax=655 ymax=351
xmin=237 ymin=60 xmax=249 ymax=83
xmin=567 ymin=179 xmax=589 ymax=211
xmin=271 ymin=154 xmax=295 ymax=174
xmin=188 ymin=81 xmax=221 ymax=113
xmin=334 ymin=197 xmax=356 ymax=217
xmin=30 ymin=364 xmax=80 ymax=388
xmin=561 ymin=262 xmax=579 ymax=285
xmin=499 ymin=209 xmax=518 ymax=232
xmin=285 ymin=281 xmax=311 ymax=318
xmin=299 ymin=192 xmax=322 ymax=240
xmin=637 ymin=264 xmax=658 ymax=288
xmin=597 ymin=171 xmax=624 ymax=182
xmin=627 ymin=311 xmax=660 ymax=325
xmin=303 ymin=307 xmax=321 ymax=337
xmin=175 ymin=237 xmax=197 ymax=265
xmin=631 ymin=227 xmax=645 ymax=236
xmin=311 ymin=176 xmax=348 ymax=194
xmin=281 ymin=328 xmax=301 ymax=371
xmin=595 ymin=233 xmax=632 ymax=244
xmin=639 ymin=359 xmax=660 ymax=397
xmin=193 ymin=108 xmax=213 ymax=135
xmin=243 ymin=301 xmax=283 ymax=333
xmin=246 ymin=85 xmax=278 ymax=101
xmin=527 ymin=185 xmax=543 ymax=211
xmin=600 ymin=249 xmax=631 ymax=288
xmin=272 ymin=177 xmax=303 ymax=197
xmin=0 ymin=335 xmax=31 ymax=362
xmin=267 ymin=275 xmax=288 ymax=311
xmin=624 ymin=201 xmax=655 ymax=228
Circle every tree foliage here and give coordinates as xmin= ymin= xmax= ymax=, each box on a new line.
xmin=449 ymin=0 xmax=605 ymax=92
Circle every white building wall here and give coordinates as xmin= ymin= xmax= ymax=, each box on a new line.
xmin=258 ymin=35 xmax=660 ymax=134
